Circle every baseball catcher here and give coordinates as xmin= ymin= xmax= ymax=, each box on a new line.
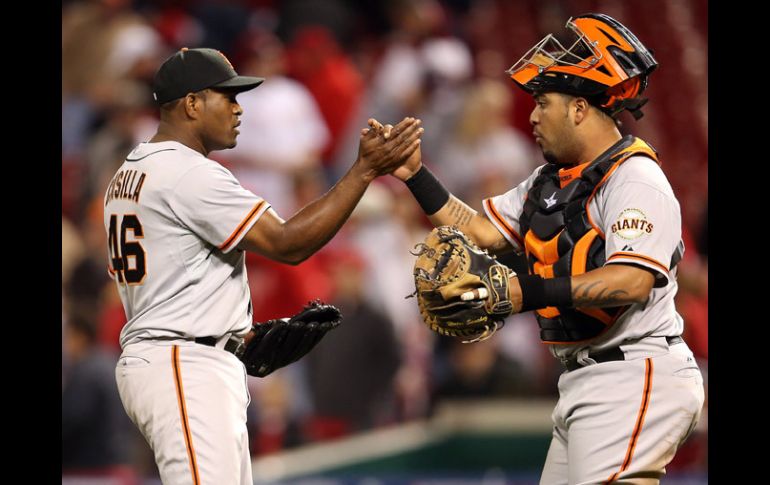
xmin=240 ymin=300 xmax=342 ymax=377
xmin=411 ymin=226 xmax=515 ymax=343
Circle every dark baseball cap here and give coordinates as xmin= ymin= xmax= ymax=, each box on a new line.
xmin=152 ymin=47 xmax=265 ymax=105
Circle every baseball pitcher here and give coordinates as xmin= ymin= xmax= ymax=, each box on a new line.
xmin=104 ymin=47 xmax=422 ymax=484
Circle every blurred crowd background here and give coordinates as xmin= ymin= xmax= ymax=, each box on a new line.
xmin=62 ymin=0 xmax=708 ymax=482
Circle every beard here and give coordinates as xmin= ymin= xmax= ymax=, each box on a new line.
xmin=543 ymin=150 xmax=559 ymax=164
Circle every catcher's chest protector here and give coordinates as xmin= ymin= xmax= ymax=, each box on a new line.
xmin=519 ymin=136 xmax=659 ymax=343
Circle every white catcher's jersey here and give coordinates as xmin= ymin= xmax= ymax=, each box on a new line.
xmin=483 ymin=156 xmax=684 ymax=360
xmin=103 ymin=141 xmax=271 ymax=348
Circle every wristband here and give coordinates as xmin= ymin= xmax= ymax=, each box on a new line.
xmin=517 ymin=274 xmax=572 ymax=312
xmin=405 ymin=165 xmax=450 ymax=215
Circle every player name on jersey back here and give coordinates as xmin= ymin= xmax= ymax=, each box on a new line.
xmin=105 ymin=169 xmax=147 ymax=205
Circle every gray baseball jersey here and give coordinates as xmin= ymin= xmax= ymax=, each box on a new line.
xmin=483 ymin=154 xmax=703 ymax=483
xmin=483 ymin=155 xmax=683 ymax=360
xmin=107 ymin=140 xmax=267 ymax=485
xmin=104 ymin=141 xmax=270 ymax=348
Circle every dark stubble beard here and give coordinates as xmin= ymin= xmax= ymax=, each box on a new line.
xmin=543 ymin=150 xmax=559 ymax=164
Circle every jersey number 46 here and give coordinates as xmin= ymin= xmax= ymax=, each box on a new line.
xmin=108 ymin=214 xmax=146 ymax=285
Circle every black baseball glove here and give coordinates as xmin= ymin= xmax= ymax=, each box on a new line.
xmin=240 ymin=300 xmax=342 ymax=377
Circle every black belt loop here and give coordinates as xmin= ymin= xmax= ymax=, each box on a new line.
xmin=194 ymin=336 xmax=218 ymax=346
xmin=564 ymin=335 xmax=683 ymax=371
xmin=564 ymin=347 xmax=625 ymax=371
xmin=194 ymin=335 xmax=245 ymax=358
xmin=666 ymin=335 xmax=683 ymax=346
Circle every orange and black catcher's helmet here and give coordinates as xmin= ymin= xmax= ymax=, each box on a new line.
xmin=508 ymin=13 xmax=657 ymax=120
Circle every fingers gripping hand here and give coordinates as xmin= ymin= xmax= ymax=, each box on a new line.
xmin=369 ymin=118 xmax=423 ymax=180
xmin=365 ymin=118 xmax=395 ymax=138
xmin=358 ymin=117 xmax=423 ymax=177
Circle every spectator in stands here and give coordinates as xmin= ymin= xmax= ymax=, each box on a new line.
xmin=305 ymin=249 xmax=402 ymax=438
xmin=63 ymin=317 xmax=137 ymax=484
xmin=432 ymin=337 xmax=534 ymax=405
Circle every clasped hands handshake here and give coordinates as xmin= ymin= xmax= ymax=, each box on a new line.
xmin=355 ymin=116 xmax=424 ymax=182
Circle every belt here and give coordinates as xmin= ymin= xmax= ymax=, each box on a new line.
xmin=195 ymin=335 xmax=245 ymax=358
xmin=564 ymin=336 xmax=683 ymax=372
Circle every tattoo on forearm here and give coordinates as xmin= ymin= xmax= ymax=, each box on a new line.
xmin=572 ymin=280 xmax=629 ymax=307
xmin=446 ymin=199 xmax=474 ymax=227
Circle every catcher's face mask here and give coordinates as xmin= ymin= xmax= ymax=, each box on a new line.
xmin=507 ymin=13 xmax=658 ymax=119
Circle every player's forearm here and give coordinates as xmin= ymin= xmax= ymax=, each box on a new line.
xmin=428 ymin=196 xmax=473 ymax=231
xmin=242 ymin=119 xmax=423 ymax=262
xmin=510 ymin=263 xmax=655 ymax=312
xmin=274 ymin=162 xmax=373 ymax=263
xmin=404 ymin=165 xmax=508 ymax=252
xmin=428 ymin=197 xmax=509 ymax=252
xmin=570 ymin=264 xmax=654 ymax=307
xmin=403 ymin=165 xmax=472 ymax=231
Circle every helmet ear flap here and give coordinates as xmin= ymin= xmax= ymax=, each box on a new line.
xmin=601 ymin=77 xmax=649 ymax=120
xmin=601 ymin=77 xmax=641 ymax=110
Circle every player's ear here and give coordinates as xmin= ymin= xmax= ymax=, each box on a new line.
xmin=182 ymin=92 xmax=202 ymax=119
xmin=572 ymin=97 xmax=589 ymax=124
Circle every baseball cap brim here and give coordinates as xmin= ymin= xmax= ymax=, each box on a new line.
xmin=211 ymin=75 xmax=265 ymax=93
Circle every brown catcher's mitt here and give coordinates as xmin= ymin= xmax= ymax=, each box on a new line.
xmin=410 ymin=226 xmax=515 ymax=343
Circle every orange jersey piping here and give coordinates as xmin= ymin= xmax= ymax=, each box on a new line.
xmin=605 ymin=358 xmax=653 ymax=483
xmin=172 ymin=346 xmax=200 ymax=485
xmin=219 ymin=200 xmax=266 ymax=251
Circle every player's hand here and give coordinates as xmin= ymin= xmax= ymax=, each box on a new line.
xmin=368 ymin=118 xmax=423 ymax=182
xmin=356 ymin=117 xmax=423 ymax=179
xmin=392 ymin=143 xmax=422 ymax=181
xmin=460 ymin=274 xmax=524 ymax=314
